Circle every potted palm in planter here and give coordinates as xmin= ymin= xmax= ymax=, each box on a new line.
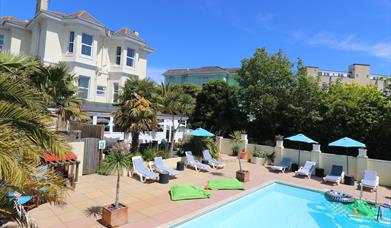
xmin=264 ymin=152 xmax=276 ymax=166
xmin=100 ymin=149 xmax=131 ymax=227
xmin=230 ymin=131 xmax=249 ymax=182
xmin=230 ymin=131 xmax=243 ymax=156
xmin=251 ymin=147 xmax=266 ymax=165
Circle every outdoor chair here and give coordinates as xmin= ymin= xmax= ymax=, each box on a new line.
xmin=271 ymin=158 xmax=292 ymax=173
xmin=323 ymin=165 xmax=344 ymax=185
xmin=360 ymin=170 xmax=379 ymax=190
xmin=185 ymin=151 xmax=212 ymax=172
xmin=295 ymin=161 xmax=316 ymax=178
xmin=131 ymin=156 xmax=159 ymax=183
xmin=202 ymin=150 xmax=225 ymax=168
xmin=153 ymin=157 xmax=179 ymax=177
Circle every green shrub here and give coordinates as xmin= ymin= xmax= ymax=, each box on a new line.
xmin=182 ymin=136 xmax=218 ymax=158
xmin=253 ymin=147 xmax=266 ymax=158
xmin=141 ymin=148 xmax=156 ymax=161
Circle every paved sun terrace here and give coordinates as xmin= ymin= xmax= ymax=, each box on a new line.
xmin=29 ymin=155 xmax=390 ymax=228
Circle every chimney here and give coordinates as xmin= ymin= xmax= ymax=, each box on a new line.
xmin=36 ymin=0 xmax=49 ymax=14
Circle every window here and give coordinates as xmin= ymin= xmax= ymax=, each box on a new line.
xmin=112 ymin=82 xmax=119 ymax=102
xmin=126 ymin=48 xmax=135 ymax=67
xmin=0 ymin=35 xmax=4 ymax=50
xmin=81 ymin=33 xmax=93 ymax=56
xmin=67 ymin=31 xmax=75 ymax=54
xmin=115 ymin=47 xmax=121 ymax=65
xmin=96 ymin=86 xmax=106 ymax=96
xmin=78 ymin=76 xmax=90 ymax=98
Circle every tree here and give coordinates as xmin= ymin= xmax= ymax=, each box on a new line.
xmin=171 ymin=83 xmax=202 ymax=98
xmin=237 ymin=48 xmax=295 ymax=142
xmin=319 ymin=83 xmax=391 ymax=159
xmin=191 ymin=80 xmax=244 ymax=136
xmin=0 ymin=52 xmax=69 ymax=225
xmin=99 ymin=149 xmax=131 ymax=208
xmin=286 ymin=59 xmax=324 ymax=135
xmin=159 ymin=84 xmax=194 ymax=155
xmin=30 ymin=63 xmax=88 ymax=130
xmin=115 ymin=94 xmax=157 ymax=152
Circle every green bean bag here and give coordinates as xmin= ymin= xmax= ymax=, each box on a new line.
xmin=208 ymin=178 xmax=245 ymax=190
xmin=170 ymin=184 xmax=211 ymax=201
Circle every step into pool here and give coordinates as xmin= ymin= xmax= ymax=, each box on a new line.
xmin=173 ymin=183 xmax=390 ymax=228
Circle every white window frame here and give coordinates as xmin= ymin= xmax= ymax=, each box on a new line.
xmin=112 ymin=82 xmax=119 ymax=102
xmin=81 ymin=33 xmax=93 ymax=57
xmin=78 ymin=76 xmax=90 ymax=99
xmin=126 ymin=48 xmax=135 ymax=67
xmin=0 ymin=34 xmax=4 ymax=50
xmin=67 ymin=31 xmax=75 ymax=55
xmin=115 ymin=46 xmax=121 ymax=65
xmin=96 ymin=85 xmax=106 ymax=96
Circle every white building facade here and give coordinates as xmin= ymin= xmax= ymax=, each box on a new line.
xmin=0 ymin=0 xmax=153 ymax=104
xmin=1 ymin=0 xmax=189 ymax=145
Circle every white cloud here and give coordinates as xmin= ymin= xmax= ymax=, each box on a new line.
xmin=308 ymin=32 xmax=391 ymax=61
xmin=147 ymin=67 xmax=167 ymax=83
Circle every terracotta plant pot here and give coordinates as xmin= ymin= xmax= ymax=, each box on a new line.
xmin=239 ymin=151 xmax=249 ymax=161
xmin=102 ymin=203 xmax=128 ymax=227
xmin=236 ymin=170 xmax=250 ymax=182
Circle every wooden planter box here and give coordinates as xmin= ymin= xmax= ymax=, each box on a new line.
xmin=236 ymin=170 xmax=250 ymax=182
xmin=102 ymin=203 xmax=128 ymax=227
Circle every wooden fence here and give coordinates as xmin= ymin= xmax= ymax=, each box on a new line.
xmin=69 ymin=121 xmax=104 ymax=139
xmin=81 ymin=138 xmax=100 ymax=175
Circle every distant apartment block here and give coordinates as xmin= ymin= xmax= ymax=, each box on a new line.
xmin=163 ymin=66 xmax=239 ymax=86
xmin=0 ymin=0 xmax=153 ymax=108
xmin=305 ymin=64 xmax=390 ymax=92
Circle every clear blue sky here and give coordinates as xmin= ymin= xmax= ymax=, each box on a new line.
xmin=1 ymin=0 xmax=390 ymax=82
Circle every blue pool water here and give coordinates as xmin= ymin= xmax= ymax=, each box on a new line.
xmin=174 ymin=183 xmax=390 ymax=228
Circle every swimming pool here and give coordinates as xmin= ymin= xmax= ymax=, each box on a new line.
xmin=174 ymin=183 xmax=390 ymax=228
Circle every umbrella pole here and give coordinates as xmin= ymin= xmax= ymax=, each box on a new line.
xmin=298 ymin=144 xmax=301 ymax=166
xmin=346 ymin=147 xmax=349 ymax=176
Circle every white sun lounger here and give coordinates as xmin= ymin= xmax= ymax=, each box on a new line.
xmin=271 ymin=158 xmax=292 ymax=173
xmin=185 ymin=151 xmax=212 ymax=172
xmin=131 ymin=156 xmax=159 ymax=183
xmin=153 ymin=157 xmax=179 ymax=177
xmin=323 ymin=165 xmax=344 ymax=185
xmin=202 ymin=150 xmax=225 ymax=168
xmin=360 ymin=170 xmax=379 ymax=190
xmin=295 ymin=161 xmax=316 ymax=178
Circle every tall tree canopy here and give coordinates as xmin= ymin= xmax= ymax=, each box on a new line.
xmin=191 ymin=80 xmax=244 ymax=136
xmin=237 ymin=48 xmax=296 ymax=141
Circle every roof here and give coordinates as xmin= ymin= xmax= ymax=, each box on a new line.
xmin=112 ymin=27 xmax=145 ymax=43
xmin=82 ymin=100 xmax=115 ymax=113
xmin=163 ymin=66 xmax=239 ymax=76
xmin=0 ymin=16 xmax=29 ymax=27
xmin=1 ymin=10 xmax=150 ymax=47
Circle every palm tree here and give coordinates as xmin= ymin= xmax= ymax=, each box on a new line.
xmin=99 ymin=149 xmax=131 ymax=208
xmin=30 ymin=63 xmax=89 ymax=130
xmin=0 ymin=53 xmax=69 ymax=225
xmin=159 ymin=84 xmax=194 ymax=155
xmin=115 ymin=78 xmax=158 ymax=152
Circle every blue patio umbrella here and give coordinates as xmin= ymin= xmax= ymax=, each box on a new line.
xmin=188 ymin=128 xmax=214 ymax=137
xmin=286 ymin=134 xmax=318 ymax=165
xmin=328 ymin=137 xmax=366 ymax=175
